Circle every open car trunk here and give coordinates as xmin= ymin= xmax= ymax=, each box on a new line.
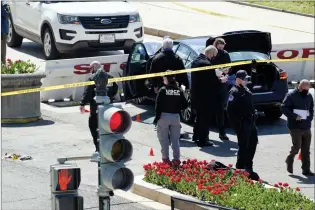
xmin=229 ymin=62 xmax=279 ymax=93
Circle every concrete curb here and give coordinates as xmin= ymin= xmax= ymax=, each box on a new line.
xmin=1 ymin=116 xmax=42 ymax=124
xmin=225 ymin=1 xmax=314 ymax=18
xmin=131 ymin=175 xmax=215 ymax=210
xmin=144 ymin=26 xmax=191 ymax=40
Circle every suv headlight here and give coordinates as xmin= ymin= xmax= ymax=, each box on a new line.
xmin=129 ymin=13 xmax=141 ymax=23
xmin=57 ymin=14 xmax=80 ymax=24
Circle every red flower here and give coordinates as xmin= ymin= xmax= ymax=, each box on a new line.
xmin=278 ymin=182 xmax=282 ymax=186
xmin=175 ymin=177 xmax=181 ymax=183
xmin=274 ymin=184 xmax=279 ymax=188
xmin=258 ymin=178 xmax=262 ymax=183
xmin=170 ymin=177 xmax=175 ymax=182
xmin=145 ymin=172 xmax=148 ymax=177
xmin=283 ymin=183 xmax=289 ymax=187
xmin=243 ymin=171 xmax=250 ymax=177
xmin=197 ymin=184 xmax=203 ymax=190
xmin=296 ymin=187 xmax=300 ymax=191
xmin=228 ymin=164 xmax=233 ymax=167
xmin=250 ymin=180 xmax=254 ymax=185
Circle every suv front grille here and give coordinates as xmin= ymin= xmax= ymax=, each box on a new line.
xmin=79 ymin=15 xmax=129 ymax=29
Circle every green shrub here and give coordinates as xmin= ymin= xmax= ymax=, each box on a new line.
xmin=1 ymin=59 xmax=37 ymax=74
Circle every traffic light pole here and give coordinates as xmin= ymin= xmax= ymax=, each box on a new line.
xmin=98 ymin=162 xmax=110 ymax=210
xmin=91 ymin=68 xmax=112 ymax=210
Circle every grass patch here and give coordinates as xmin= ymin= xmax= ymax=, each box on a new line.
xmin=246 ymin=1 xmax=315 ymax=16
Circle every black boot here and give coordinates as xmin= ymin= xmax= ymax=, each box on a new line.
xmin=302 ymin=170 xmax=315 ymax=176
xmin=285 ymin=158 xmax=293 ymax=174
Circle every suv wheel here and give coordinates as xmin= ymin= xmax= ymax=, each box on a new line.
xmin=180 ymin=90 xmax=195 ymax=124
xmin=43 ymin=28 xmax=59 ymax=60
xmin=264 ymin=107 xmax=282 ymax=121
xmin=7 ymin=17 xmax=23 ymax=48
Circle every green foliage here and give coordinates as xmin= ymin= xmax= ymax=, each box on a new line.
xmin=143 ymin=159 xmax=314 ymax=210
xmin=246 ymin=1 xmax=315 ymax=16
xmin=1 ymin=59 xmax=37 ymax=74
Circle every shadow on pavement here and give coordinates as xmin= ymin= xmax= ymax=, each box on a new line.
xmin=1 ymin=119 xmax=55 ymax=127
xmin=199 ymin=139 xmax=238 ymax=157
xmin=289 ymin=174 xmax=315 ymax=185
xmin=15 ymin=41 xmax=123 ymax=60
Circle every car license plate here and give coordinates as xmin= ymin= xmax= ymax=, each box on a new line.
xmin=99 ymin=34 xmax=115 ymax=43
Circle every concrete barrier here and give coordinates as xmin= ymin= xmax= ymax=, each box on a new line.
xmin=1 ymin=72 xmax=46 ymax=123
xmin=41 ymin=54 xmax=128 ymax=102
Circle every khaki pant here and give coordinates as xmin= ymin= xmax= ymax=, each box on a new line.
xmin=286 ymin=129 xmax=312 ymax=171
xmin=1 ymin=34 xmax=8 ymax=64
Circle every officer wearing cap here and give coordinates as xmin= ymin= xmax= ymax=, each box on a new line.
xmin=227 ymin=70 xmax=259 ymax=172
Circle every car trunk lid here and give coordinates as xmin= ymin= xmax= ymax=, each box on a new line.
xmin=207 ymin=31 xmax=272 ymax=54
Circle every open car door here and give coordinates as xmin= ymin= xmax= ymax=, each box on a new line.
xmin=123 ymin=43 xmax=151 ymax=101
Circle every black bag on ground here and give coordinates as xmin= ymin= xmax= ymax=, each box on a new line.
xmin=206 ymin=161 xmax=260 ymax=181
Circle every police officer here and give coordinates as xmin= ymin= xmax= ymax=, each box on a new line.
xmin=191 ymin=45 xmax=227 ymax=147
xmin=153 ymin=70 xmax=188 ymax=166
xmin=227 ymin=70 xmax=258 ymax=171
xmin=212 ymin=38 xmax=231 ymax=141
xmin=149 ymin=37 xmax=189 ymax=93
xmin=79 ymin=61 xmax=103 ymax=152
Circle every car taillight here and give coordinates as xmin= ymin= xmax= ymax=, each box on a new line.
xmin=120 ymin=63 xmax=126 ymax=71
xmin=280 ymin=71 xmax=288 ymax=80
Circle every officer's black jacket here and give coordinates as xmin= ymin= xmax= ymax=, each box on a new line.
xmin=149 ymin=51 xmax=189 ymax=88
xmin=212 ymin=49 xmax=231 ymax=66
xmin=281 ymin=88 xmax=314 ymax=130
xmin=154 ymin=84 xmax=188 ymax=122
xmin=80 ymin=77 xmax=97 ymax=115
xmin=190 ymin=53 xmax=221 ymax=109
xmin=227 ymin=85 xmax=255 ymax=123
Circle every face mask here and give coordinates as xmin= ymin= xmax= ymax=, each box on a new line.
xmin=300 ymin=89 xmax=309 ymax=96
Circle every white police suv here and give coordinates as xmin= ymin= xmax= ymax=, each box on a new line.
xmin=7 ymin=1 xmax=144 ymax=60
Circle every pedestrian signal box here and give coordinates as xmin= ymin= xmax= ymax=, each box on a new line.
xmin=50 ymin=164 xmax=83 ymax=210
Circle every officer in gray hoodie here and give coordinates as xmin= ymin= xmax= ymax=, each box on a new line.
xmin=281 ymin=79 xmax=314 ymax=176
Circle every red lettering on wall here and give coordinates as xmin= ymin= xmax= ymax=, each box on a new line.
xmin=302 ymin=48 xmax=315 ymax=58
xmin=277 ymin=50 xmax=299 ymax=59
xmin=73 ymin=63 xmax=117 ymax=75
xmin=273 ymin=48 xmax=315 ymax=60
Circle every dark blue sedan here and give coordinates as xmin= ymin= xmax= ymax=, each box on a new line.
xmin=123 ymin=30 xmax=289 ymax=124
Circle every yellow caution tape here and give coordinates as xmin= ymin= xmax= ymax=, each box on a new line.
xmin=1 ymin=57 xmax=314 ymax=97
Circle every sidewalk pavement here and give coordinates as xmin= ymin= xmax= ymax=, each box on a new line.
xmin=136 ymin=2 xmax=314 ymax=44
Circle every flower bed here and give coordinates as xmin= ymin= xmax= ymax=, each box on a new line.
xmin=143 ymin=159 xmax=314 ymax=210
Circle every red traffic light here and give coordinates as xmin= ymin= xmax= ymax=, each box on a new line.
xmin=110 ymin=112 xmax=123 ymax=132
xmin=109 ymin=111 xmax=131 ymax=133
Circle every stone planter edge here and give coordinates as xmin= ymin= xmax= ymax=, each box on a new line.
xmin=1 ymin=72 xmax=46 ymax=123
xmin=132 ymin=175 xmax=223 ymax=210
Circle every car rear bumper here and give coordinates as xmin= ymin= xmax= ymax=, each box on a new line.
xmin=253 ymin=91 xmax=286 ymax=110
